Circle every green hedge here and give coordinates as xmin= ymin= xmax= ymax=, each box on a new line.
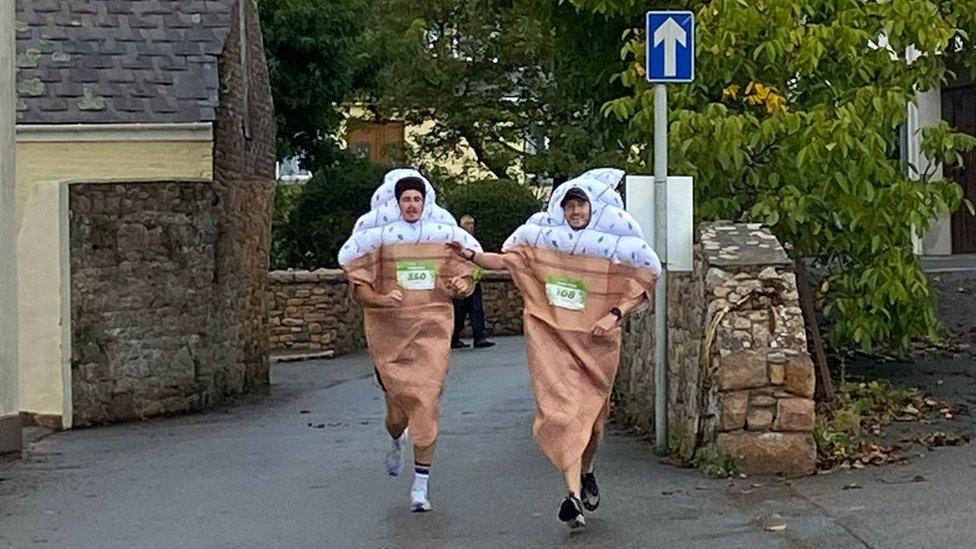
xmin=271 ymin=164 xmax=544 ymax=268
xmin=444 ymin=179 xmax=543 ymax=252
xmin=274 ymin=155 xmax=388 ymax=269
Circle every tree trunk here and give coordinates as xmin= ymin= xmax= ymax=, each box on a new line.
xmin=795 ymin=258 xmax=836 ymax=405
xmin=456 ymin=125 xmax=511 ymax=181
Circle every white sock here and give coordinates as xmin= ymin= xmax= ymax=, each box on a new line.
xmin=412 ymin=469 xmax=429 ymax=493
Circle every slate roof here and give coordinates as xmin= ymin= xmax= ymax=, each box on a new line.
xmin=14 ymin=0 xmax=235 ymax=125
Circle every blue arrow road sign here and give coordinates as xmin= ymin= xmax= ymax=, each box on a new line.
xmin=646 ymin=11 xmax=695 ymax=83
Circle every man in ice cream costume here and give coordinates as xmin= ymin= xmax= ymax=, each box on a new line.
xmin=338 ymin=168 xmax=482 ymax=513
xmin=448 ymin=168 xmax=661 ymax=527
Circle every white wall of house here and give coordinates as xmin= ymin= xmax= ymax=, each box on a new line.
xmin=1 ymin=0 xmax=22 ymax=452
xmin=912 ymin=88 xmax=954 ymax=256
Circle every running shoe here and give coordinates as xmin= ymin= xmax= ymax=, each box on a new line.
xmin=558 ymin=493 xmax=586 ymax=528
xmin=385 ymin=432 xmax=407 ymax=477
xmin=410 ymin=486 xmax=432 ymax=512
xmin=581 ymin=472 xmax=600 ymax=511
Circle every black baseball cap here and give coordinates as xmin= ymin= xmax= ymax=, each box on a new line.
xmin=560 ymin=187 xmax=590 ymax=207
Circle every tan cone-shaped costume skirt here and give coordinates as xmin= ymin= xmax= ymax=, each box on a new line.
xmin=343 ymin=243 xmax=475 ymax=448
xmin=503 ymin=246 xmax=658 ymax=470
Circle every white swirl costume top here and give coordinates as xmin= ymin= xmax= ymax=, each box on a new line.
xmin=502 ymin=170 xmax=662 ymax=276
xmin=338 ymin=168 xmax=483 ymax=266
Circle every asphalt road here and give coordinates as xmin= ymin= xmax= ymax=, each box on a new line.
xmin=3 ymin=337 xmax=975 ymax=548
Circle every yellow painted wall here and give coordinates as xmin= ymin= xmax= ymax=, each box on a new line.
xmin=16 ymin=139 xmax=213 ymax=427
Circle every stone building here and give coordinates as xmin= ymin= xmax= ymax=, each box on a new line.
xmin=14 ymin=0 xmax=275 ymax=428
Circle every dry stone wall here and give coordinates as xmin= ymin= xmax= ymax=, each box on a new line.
xmin=268 ymin=270 xmax=523 ymax=356
xmin=617 ymin=222 xmax=817 ymax=475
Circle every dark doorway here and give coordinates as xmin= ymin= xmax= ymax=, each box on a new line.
xmin=942 ymin=85 xmax=976 ymax=254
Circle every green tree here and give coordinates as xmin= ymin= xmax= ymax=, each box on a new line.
xmin=572 ymin=0 xmax=976 ymax=353
xmin=278 ymin=155 xmax=388 ymax=269
xmin=445 ymin=180 xmax=543 ymax=251
xmin=259 ymin=0 xmax=374 ymax=172
xmin=368 ymin=0 xmax=635 ymax=183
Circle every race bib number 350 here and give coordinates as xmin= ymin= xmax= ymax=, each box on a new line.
xmin=546 ymin=275 xmax=588 ymax=311
xmin=396 ymin=260 xmax=438 ymax=291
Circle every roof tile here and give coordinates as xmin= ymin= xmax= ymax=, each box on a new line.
xmin=16 ymin=0 xmax=235 ymax=124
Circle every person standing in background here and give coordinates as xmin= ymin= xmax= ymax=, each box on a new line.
xmin=451 ymin=215 xmax=496 ymax=350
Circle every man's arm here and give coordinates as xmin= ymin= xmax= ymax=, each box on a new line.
xmin=593 ymin=293 xmax=652 ymax=336
xmin=445 ymin=242 xmax=506 ymax=271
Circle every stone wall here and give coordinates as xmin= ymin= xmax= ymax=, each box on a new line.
xmin=269 ymin=270 xmax=364 ymax=356
xmin=206 ymin=0 xmax=276 ymax=398
xmin=616 ymin=222 xmax=817 ymax=475
xmin=70 ymin=183 xmax=219 ymax=425
xmin=268 ymin=270 xmax=524 ymax=356
xmin=467 ymin=270 xmax=524 ymax=339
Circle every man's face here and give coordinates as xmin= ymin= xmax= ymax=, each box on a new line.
xmin=461 ymin=217 xmax=475 ymax=234
xmin=563 ymin=199 xmax=591 ymax=230
xmin=398 ymin=190 xmax=425 ymax=222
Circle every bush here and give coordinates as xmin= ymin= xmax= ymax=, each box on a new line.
xmin=277 ymin=154 xmax=388 ymax=269
xmin=270 ymin=183 xmax=305 ymax=270
xmin=444 ymin=179 xmax=543 ymax=251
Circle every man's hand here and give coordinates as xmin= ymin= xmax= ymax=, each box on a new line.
xmin=592 ymin=313 xmax=619 ymax=337
xmin=446 ymin=241 xmax=467 ymax=257
xmin=384 ymin=289 xmax=404 ymax=307
xmin=446 ymin=276 xmax=472 ymax=297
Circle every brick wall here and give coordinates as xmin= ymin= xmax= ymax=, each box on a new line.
xmin=268 ymin=270 xmax=524 ymax=356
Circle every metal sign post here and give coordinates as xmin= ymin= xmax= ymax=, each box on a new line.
xmin=646 ymin=10 xmax=695 ymax=455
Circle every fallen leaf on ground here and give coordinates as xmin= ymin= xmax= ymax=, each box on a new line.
xmin=915 ymin=431 xmax=971 ymax=447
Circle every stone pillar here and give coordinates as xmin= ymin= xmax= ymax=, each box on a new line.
xmin=0 ymin=0 xmax=23 ymax=454
xmin=617 ymin=222 xmax=817 ymax=475
xmin=698 ymin=224 xmax=816 ymax=475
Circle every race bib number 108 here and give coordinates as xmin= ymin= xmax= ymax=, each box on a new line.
xmin=396 ymin=260 xmax=437 ymax=291
xmin=546 ymin=275 xmax=588 ymax=311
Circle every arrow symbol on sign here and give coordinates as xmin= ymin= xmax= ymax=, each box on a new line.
xmin=653 ymin=17 xmax=687 ymax=77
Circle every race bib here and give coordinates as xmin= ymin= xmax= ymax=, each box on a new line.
xmin=546 ymin=275 xmax=588 ymax=311
xmin=396 ymin=260 xmax=438 ymax=291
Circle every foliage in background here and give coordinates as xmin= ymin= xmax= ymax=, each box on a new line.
xmin=444 ymin=180 xmax=543 ymax=252
xmin=274 ymin=155 xmax=388 ymax=270
xmin=570 ymin=0 xmax=976 ymax=354
xmin=270 ymin=183 xmax=305 ymax=270
xmin=259 ymin=0 xmax=376 ymax=173
xmin=367 ymin=0 xmax=635 ymax=183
